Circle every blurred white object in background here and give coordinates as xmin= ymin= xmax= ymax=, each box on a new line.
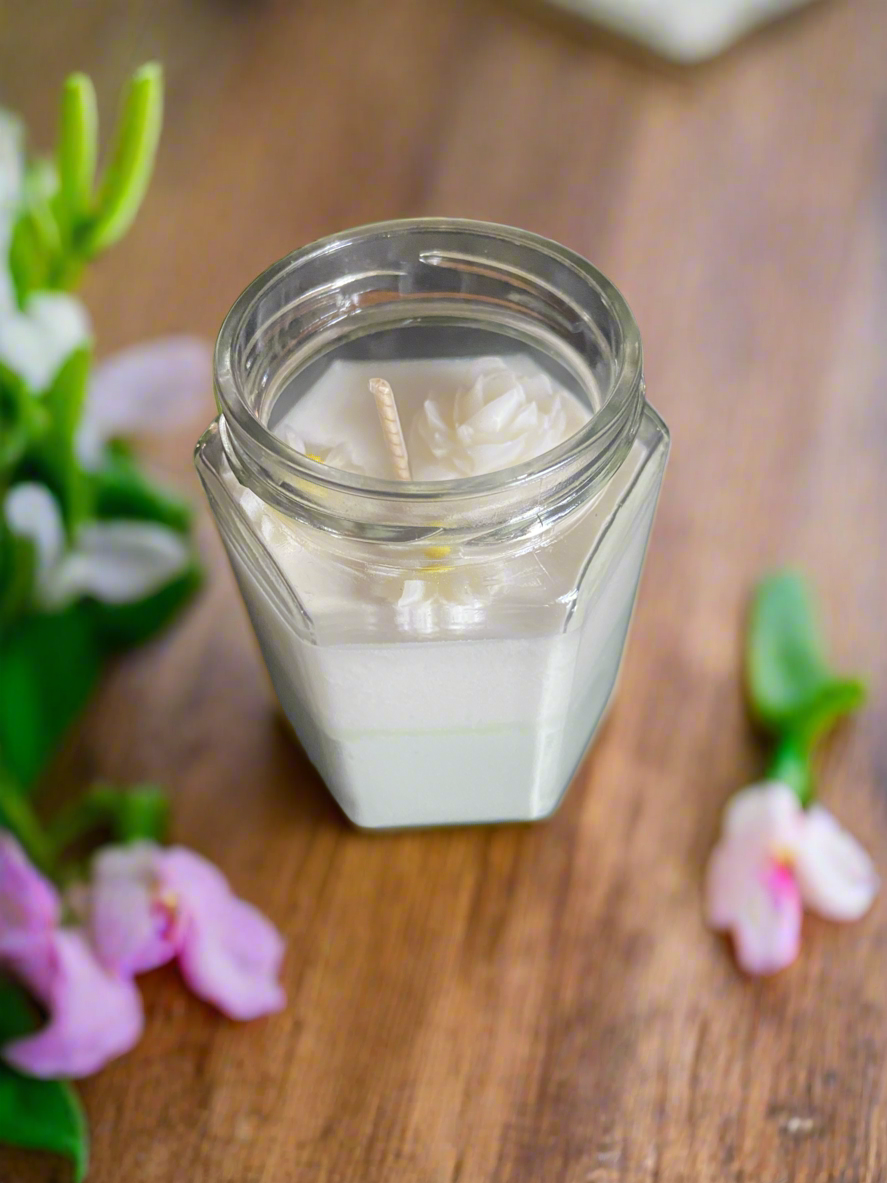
xmin=545 ymin=0 xmax=822 ymax=62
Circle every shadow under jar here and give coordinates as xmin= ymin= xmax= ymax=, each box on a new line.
xmin=195 ymin=219 xmax=669 ymax=828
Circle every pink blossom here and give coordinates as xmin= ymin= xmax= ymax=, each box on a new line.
xmin=76 ymin=335 xmax=212 ymax=468
xmin=705 ymin=782 xmax=879 ymax=975
xmin=0 ymin=833 xmax=58 ymax=933
xmin=0 ymin=835 xmax=143 ymax=1079
xmin=83 ymin=842 xmax=285 ymax=1020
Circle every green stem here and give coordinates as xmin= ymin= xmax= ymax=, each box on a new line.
xmin=0 ymin=768 xmax=56 ymax=878
xmin=766 ymin=733 xmax=814 ymax=807
xmin=46 ymin=797 xmax=102 ymax=856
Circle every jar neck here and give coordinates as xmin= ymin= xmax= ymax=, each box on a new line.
xmin=214 ymin=219 xmax=645 ymax=545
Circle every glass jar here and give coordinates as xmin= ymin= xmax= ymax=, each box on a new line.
xmin=195 ymin=219 xmax=669 ymax=828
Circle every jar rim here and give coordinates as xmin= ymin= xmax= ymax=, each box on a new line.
xmin=213 ymin=218 xmax=644 ymax=536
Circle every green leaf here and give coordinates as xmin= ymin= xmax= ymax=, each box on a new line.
xmin=89 ymin=451 xmax=193 ymax=533
xmin=29 ymin=347 xmax=94 ymax=533
xmin=0 ymin=525 xmax=37 ymax=625
xmin=0 ymin=765 xmax=55 ymax=876
xmin=57 ymin=73 xmax=98 ymax=226
xmin=50 ymin=782 xmax=169 ymax=852
xmin=24 ymin=161 xmax=63 ymax=259
xmin=91 ymin=783 xmax=170 ymax=843
xmin=746 ymin=570 xmax=866 ymax=740
xmin=8 ymin=210 xmax=51 ymax=304
xmin=0 ymin=361 xmax=50 ymax=470
xmin=84 ymin=63 xmax=163 ymax=256
xmin=86 ymin=560 xmax=202 ymax=648
xmin=0 ymin=979 xmax=89 ymax=1181
xmin=0 ymin=605 xmax=101 ymax=787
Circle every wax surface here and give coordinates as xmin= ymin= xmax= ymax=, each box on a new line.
xmin=274 ymin=355 xmax=591 ymax=481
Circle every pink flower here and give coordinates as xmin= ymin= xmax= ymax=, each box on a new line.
xmin=82 ymin=842 xmax=285 ymax=1020
xmin=76 ymin=335 xmax=212 ymax=468
xmin=0 ymin=834 xmax=143 ymax=1079
xmin=705 ymin=782 xmax=879 ymax=975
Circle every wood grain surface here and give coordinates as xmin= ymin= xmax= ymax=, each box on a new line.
xmin=3 ymin=1 xmax=886 ymax=1179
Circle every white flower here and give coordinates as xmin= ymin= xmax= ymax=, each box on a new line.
xmin=0 ymin=291 xmax=91 ymax=392
xmin=76 ymin=335 xmax=212 ymax=468
xmin=4 ymin=482 xmax=191 ymax=609
xmin=705 ymin=781 xmax=879 ymax=976
xmin=408 ymin=358 xmax=586 ymax=480
xmin=278 ymin=426 xmax=366 ymax=475
xmin=387 ymin=572 xmax=491 ymax=635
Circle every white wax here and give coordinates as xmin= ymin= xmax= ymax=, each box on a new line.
xmin=222 ymin=355 xmax=662 ymax=827
xmin=273 ymin=355 xmax=590 ymax=481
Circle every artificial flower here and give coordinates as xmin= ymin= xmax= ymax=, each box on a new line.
xmin=0 ymin=834 xmax=144 ymax=1079
xmin=384 ymin=568 xmax=495 ymax=636
xmin=81 ymin=841 xmax=285 ymax=1021
xmin=0 ymin=291 xmax=91 ymax=393
xmin=4 ymin=481 xmax=191 ymax=608
xmin=76 ymin=334 xmax=212 ymax=468
xmin=278 ymin=425 xmax=367 ymax=475
xmin=409 ymin=357 xmax=587 ymax=480
xmin=705 ymin=781 xmax=878 ymax=975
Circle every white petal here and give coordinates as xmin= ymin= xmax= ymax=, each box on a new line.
xmin=279 ymin=426 xmax=307 ymax=453
xmin=45 ymin=521 xmax=191 ymax=607
xmin=323 ymin=441 xmax=366 ymax=474
xmin=795 ymin=805 xmax=879 ymax=922
xmin=0 ymin=292 xmax=91 ymax=393
xmin=3 ymin=482 xmax=65 ymax=574
xmin=722 ymin=781 xmax=803 ymax=851
xmin=705 ymin=840 xmax=803 ymax=975
xmin=410 ymin=359 xmax=586 ymax=481
xmin=79 ymin=336 xmax=212 ymax=460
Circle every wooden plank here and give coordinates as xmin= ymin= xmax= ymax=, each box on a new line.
xmin=1 ymin=0 xmax=885 ymax=1179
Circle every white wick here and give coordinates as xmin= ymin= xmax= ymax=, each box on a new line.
xmin=369 ymin=378 xmax=412 ymax=481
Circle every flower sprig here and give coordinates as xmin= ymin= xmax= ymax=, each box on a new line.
xmin=9 ymin=63 xmax=162 ymax=301
xmin=0 ymin=65 xmax=204 ymax=791
xmin=705 ymin=572 xmax=878 ymax=975
xmin=0 ymin=65 xmax=239 ymax=1183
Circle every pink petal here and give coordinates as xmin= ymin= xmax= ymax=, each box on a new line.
xmin=722 ymin=781 xmax=803 ymax=850
xmin=2 ymin=930 xmax=144 ymax=1079
xmin=0 ymin=834 xmax=59 ymax=935
xmin=161 ymin=848 xmax=285 ymax=1020
xmin=706 ymin=843 xmax=802 ymax=975
xmin=87 ymin=843 xmax=179 ymax=975
xmin=795 ymin=805 xmax=880 ymax=922
xmin=78 ymin=336 xmax=212 ymax=464
xmin=0 ymin=931 xmax=57 ymax=1002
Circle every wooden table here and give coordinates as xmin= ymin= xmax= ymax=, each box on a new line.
xmin=3 ymin=1 xmax=886 ymax=1179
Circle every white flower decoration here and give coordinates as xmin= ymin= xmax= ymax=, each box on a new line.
xmin=385 ymin=570 xmax=492 ymax=636
xmin=279 ymin=426 xmax=366 ymax=475
xmin=4 ymin=482 xmax=191 ymax=609
xmin=408 ymin=357 xmax=586 ymax=480
xmin=0 ymin=291 xmax=92 ymax=393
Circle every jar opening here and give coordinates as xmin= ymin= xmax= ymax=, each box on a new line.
xmin=214 ymin=219 xmax=644 ymax=540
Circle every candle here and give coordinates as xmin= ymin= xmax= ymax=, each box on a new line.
xmin=197 ymin=220 xmax=669 ymax=828
xmin=273 ymin=355 xmax=591 ymax=481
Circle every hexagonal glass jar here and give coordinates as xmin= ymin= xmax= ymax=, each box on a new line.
xmin=195 ymin=220 xmax=669 ymax=828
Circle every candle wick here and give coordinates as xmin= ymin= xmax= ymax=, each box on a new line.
xmin=369 ymin=378 xmax=412 ymax=481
